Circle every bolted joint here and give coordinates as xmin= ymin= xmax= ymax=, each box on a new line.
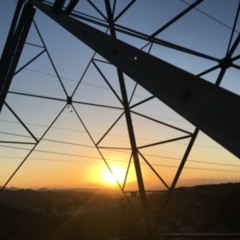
xmin=67 ymin=96 xmax=72 ymax=105
xmin=219 ymin=57 xmax=232 ymax=70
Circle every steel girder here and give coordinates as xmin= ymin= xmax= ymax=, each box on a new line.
xmin=0 ymin=2 xmax=35 ymax=112
xmin=29 ymin=0 xmax=240 ymax=159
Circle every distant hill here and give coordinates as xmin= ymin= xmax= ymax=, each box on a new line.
xmin=0 ymin=182 xmax=239 ymax=239
xmin=149 ymin=182 xmax=240 ymax=233
xmin=0 ymin=204 xmax=62 ymax=240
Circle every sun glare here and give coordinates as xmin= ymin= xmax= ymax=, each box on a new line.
xmin=102 ymin=166 xmax=125 ymax=185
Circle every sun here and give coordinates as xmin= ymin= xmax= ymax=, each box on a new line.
xmin=102 ymin=166 xmax=125 ymax=186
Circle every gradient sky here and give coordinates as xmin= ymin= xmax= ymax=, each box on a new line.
xmin=0 ymin=0 xmax=240 ymax=190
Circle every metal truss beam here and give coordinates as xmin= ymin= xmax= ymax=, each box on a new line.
xmin=104 ymin=0 xmax=151 ymax=232
xmin=30 ymin=0 xmax=240 ymax=159
xmin=0 ymin=2 xmax=35 ymax=112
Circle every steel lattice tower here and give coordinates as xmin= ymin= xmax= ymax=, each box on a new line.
xmin=0 ymin=0 xmax=240 ymax=239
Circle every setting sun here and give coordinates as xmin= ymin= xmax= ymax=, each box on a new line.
xmin=102 ymin=166 xmax=126 ymax=185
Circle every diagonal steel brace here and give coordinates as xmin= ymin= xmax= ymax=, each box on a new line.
xmin=29 ymin=0 xmax=240 ymax=158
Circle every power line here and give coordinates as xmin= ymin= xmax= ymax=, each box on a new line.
xmin=25 ymin=67 xmax=110 ymax=90
xmin=0 ymin=120 xmax=223 ymax=149
xmin=180 ymin=0 xmax=240 ymax=33
xmin=1 ymin=130 xmax=238 ymax=168
xmin=1 ymin=153 xmax=240 ymax=174
xmin=0 ymin=120 xmax=128 ymax=138
xmin=0 ymin=140 xmax=240 ymax=169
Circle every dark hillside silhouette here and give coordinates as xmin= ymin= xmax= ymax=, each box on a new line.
xmin=0 ymin=183 xmax=239 ymax=239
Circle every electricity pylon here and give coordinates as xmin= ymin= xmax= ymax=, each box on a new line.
xmin=1 ymin=0 xmax=239 ymax=238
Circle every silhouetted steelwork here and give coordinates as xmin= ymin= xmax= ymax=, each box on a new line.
xmin=0 ymin=2 xmax=35 ymax=112
xmin=104 ymin=0 xmax=151 ymax=231
xmin=1 ymin=0 xmax=240 ymax=238
xmin=30 ymin=0 xmax=240 ymax=159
